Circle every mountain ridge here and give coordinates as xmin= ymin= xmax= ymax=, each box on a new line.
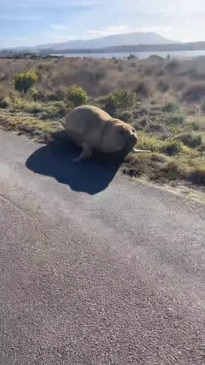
xmin=36 ymin=32 xmax=179 ymax=51
xmin=0 ymin=32 xmax=179 ymax=51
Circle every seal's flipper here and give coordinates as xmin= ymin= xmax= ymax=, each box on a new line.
xmin=73 ymin=144 xmax=93 ymax=163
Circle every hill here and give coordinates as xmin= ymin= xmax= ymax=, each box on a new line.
xmin=35 ymin=32 xmax=178 ymax=51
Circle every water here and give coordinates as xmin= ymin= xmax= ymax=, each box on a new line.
xmin=52 ymin=50 xmax=205 ymax=60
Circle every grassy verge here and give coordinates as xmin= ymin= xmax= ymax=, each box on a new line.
xmin=0 ymin=102 xmax=204 ymax=188
xmin=0 ymin=109 xmax=61 ymax=142
xmin=0 ymin=55 xmax=205 ymax=189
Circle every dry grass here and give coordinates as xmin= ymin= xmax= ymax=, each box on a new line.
xmin=1 ymin=56 xmax=205 ymax=102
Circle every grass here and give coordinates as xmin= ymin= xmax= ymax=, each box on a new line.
xmin=0 ymin=109 xmax=60 ymax=142
xmin=0 ymin=56 xmax=205 ymax=189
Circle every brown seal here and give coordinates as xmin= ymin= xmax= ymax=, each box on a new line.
xmin=64 ymin=105 xmax=139 ymax=162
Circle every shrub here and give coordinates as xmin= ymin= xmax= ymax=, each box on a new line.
xmin=127 ymin=53 xmax=136 ymax=60
xmin=65 ymin=85 xmax=88 ymax=107
xmin=133 ymin=107 xmax=149 ymax=118
xmin=162 ymin=102 xmax=180 ymax=113
xmin=189 ymin=165 xmax=205 ymax=185
xmin=135 ymin=80 xmax=155 ymax=98
xmin=0 ymin=97 xmax=9 ymax=108
xmin=14 ymin=72 xmax=38 ymax=95
xmin=183 ymin=81 xmax=205 ymax=102
xmin=161 ymin=160 xmax=182 ymax=180
xmin=176 ymin=132 xmax=202 ymax=148
xmin=157 ymin=80 xmax=169 ymax=92
xmin=167 ymin=113 xmax=185 ymax=125
xmin=114 ymin=89 xmax=136 ymax=111
xmin=103 ymin=89 xmax=136 ymax=114
xmin=161 ymin=140 xmax=182 ymax=156
xmin=103 ymin=94 xmax=118 ymax=115
xmin=40 ymin=101 xmax=67 ymax=120
xmin=119 ymin=110 xmax=133 ymax=122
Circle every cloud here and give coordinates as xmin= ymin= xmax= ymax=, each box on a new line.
xmin=50 ymin=24 xmax=69 ymax=31
xmin=2 ymin=0 xmax=109 ymax=10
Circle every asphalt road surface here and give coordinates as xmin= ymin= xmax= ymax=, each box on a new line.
xmin=0 ymin=129 xmax=205 ymax=365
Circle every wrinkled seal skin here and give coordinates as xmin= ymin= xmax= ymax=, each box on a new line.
xmin=64 ymin=105 xmax=138 ymax=162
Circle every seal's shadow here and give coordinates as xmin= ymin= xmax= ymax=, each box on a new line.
xmin=25 ymin=139 xmax=123 ymax=195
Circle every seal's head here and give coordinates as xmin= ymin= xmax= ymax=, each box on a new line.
xmin=112 ymin=119 xmax=138 ymax=152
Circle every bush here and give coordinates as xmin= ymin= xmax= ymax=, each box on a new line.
xmin=161 ymin=160 xmax=182 ymax=180
xmin=0 ymin=97 xmax=9 ymax=109
xmin=176 ymin=132 xmax=202 ymax=148
xmin=135 ymin=80 xmax=155 ymax=98
xmin=103 ymin=94 xmax=118 ymax=115
xmin=118 ymin=110 xmax=133 ymax=122
xmin=163 ymin=102 xmax=180 ymax=113
xmin=114 ymin=88 xmax=136 ymax=111
xmin=103 ymin=89 xmax=136 ymax=114
xmin=14 ymin=72 xmax=38 ymax=95
xmin=161 ymin=140 xmax=182 ymax=156
xmin=167 ymin=113 xmax=185 ymax=125
xmin=183 ymin=81 xmax=205 ymax=102
xmin=157 ymin=80 xmax=169 ymax=92
xmin=133 ymin=107 xmax=149 ymax=118
xmin=40 ymin=101 xmax=67 ymax=120
xmin=189 ymin=165 xmax=205 ymax=185
xmin=65 ymin=85 xmax=88 ymax=107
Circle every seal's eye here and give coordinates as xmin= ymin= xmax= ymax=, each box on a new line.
xmin=120 ymin=129 xmax=125 ymax=135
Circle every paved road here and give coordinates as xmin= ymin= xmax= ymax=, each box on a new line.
xmin=0 ymin=129 xmax=205 ymax=365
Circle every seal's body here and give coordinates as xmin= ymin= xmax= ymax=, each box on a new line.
xmin=64 ymin=105 xmax=138 ymax=162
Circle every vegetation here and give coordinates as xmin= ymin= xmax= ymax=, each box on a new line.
xmin=65 ymin=84 xmax=88 ymax=107
xmin=0 ymin=55 xmax=205 ymax=189
xmin=14 ymin=72 xmax=38 ymax=95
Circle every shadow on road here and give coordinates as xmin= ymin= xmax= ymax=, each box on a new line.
xmin=25 ymin=141 xmax=121 ymax=195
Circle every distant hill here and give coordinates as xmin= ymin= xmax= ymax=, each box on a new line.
xmin=34 ymin=42 xmax=205 ymax=56
xmin=35 ymin=32 xmax=179 ymax=51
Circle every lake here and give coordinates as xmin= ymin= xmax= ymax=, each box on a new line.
xmin=53 ymin=50 xmax=205 ymax=60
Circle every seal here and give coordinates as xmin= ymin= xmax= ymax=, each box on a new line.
xmin=64 ymin=105 xmax=139 ymax=162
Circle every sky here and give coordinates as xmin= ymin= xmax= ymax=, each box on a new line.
xmin=1 ymin=0 xmax=205 ymax=48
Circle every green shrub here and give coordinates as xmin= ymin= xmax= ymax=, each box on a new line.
xmin=14 ymin=72 xmax=38 ymax=95
xmin=114 ymin=89 xmax=136 ymax=110
xmin=103 ymin=89 xmax=136 ymax=114
xmin=65 ymin=85 xmax=88 ymax=107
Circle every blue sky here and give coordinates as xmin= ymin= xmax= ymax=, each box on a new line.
xmin=1 ymin=0 xmax=205 ymax=48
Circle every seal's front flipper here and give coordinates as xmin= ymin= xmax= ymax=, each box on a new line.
xmin=73 ymin=144 xmax=93 ymax=163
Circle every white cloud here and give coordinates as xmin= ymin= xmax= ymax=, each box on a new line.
xmin=50 ymin=24 xmax=69 ymax=31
